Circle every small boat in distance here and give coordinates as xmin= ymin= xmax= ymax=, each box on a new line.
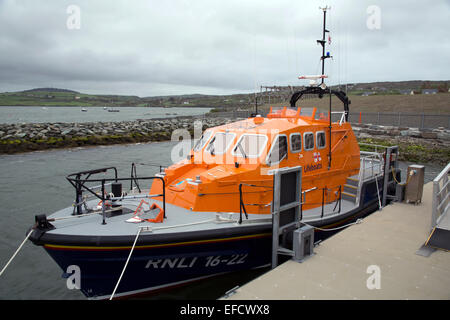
xmin=81 ymin=108 xmax=88 ymax=112
xmin=108 ymin=108 xmax=120 ymax=112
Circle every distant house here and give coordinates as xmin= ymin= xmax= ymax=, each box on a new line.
xmin=74 ymin=96 xmax=81 ymax=100
xmin=399 ymin=89 xmax=414 ymax=95
xmin=183 ymin=101 xmax=189 ymax=105
xmin=422 ymin=89 xmax=438 ymax=94
xmin=46 ymin=95 xmax=54 ymax=99
xmin=361 ymin=91 xmax=375 ymax=96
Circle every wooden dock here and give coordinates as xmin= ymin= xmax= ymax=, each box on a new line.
xmin=224 ymin=182 xmax=450 ymax=300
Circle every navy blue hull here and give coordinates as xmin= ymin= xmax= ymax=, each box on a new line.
xmin=45 ymin=233 xmax=273 ymax=299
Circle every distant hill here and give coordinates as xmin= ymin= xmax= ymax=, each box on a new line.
xmin=22 ymin=88 xmax=80 ymax=94
xmin=335 ymin=80 xmax=449 ymax=92
xmin=0 ymin=80 xmax=448 ymax=108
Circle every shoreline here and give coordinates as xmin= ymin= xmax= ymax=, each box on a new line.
xmin=0 ymin=118 xmax=449 ymax=165
xmin=0 ymin=117 xmax=233 ymax=155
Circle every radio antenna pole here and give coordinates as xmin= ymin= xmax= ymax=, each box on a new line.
xmin=317 ymin=6 xmax=332 ymax=85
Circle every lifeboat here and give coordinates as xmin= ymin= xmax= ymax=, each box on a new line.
xmin=149 ymin=105 xmax=360 ymax=214
xmin=26 ymin=8 xmax=400 ymax=299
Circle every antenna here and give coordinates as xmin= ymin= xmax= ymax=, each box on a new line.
xmin=299 ymin=6 xmax=332 ymax=88
xmin=317 ymin=6 xmax=332 ymax=86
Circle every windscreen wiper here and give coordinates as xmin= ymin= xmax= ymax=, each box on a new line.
xmin=237 ymin=144 xmax=247 ymax=159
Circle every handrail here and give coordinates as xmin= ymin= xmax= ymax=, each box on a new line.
xmin=434 ymin=163 xmax=450 ymax=183
xmin=431 ymin=163 xmax=450 ymax=230
xmin=66 ymin=167 xmax=119 ymax=215
xmin=66 ymin=171 xmax=166 ymax=225
xmin=320 ymin=185 xmax=342 ymax=218
xmin=238 ymin=183 xmax=273 ymax=224
xmin=331 ymin=111 xmax=347 ymax=125
xmin=355 ymin=151 xmax=384 ymax=206
xmin=356 ymin=144 xmax=399 ymax=208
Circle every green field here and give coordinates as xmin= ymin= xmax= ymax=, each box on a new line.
xmin=0 ymin=88 xmax=141 ymax=107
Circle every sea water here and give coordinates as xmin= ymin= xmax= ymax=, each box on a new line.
xmin=0 ymin=106 xmax=211 ymax=124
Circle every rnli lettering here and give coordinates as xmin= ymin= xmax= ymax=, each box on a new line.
xmin=304 ymin=163 xmax=322 ymax=172
xmin=144 ymin=254 xmax=248 ymax=269
xmin=145 ymin=257 xmax=197 ymax=269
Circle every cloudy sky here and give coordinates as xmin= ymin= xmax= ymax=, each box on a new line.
xmin=0 ymin=0 xmax=448 ymax=96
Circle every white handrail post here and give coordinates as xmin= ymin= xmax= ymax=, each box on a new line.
xmin=431 ymin=163 xmax=450 ymax=231
xmin=431 ymin=180 xmax=438 ymax=230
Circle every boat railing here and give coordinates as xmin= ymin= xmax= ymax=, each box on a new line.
xmin=356 ymin=144 xmax=400 ymax=207
xmin=66 ymin=167 xmax=166 ymax=225
xmin=300 ymin=185 xmax=342 ymax=219
xmin=356 ymin=150 xmax=385 ymax=206
xmin=331 ymin=111 xmax=347 ymax=125
xmin=238 ymin=182 xmax=343 ymax=223
xmin=320 ymin=185 xmax=342 ymax=218
xmin=130 ymin=162 xmax=168 ymax=193
xmin=238 ymin=183 xmax=273 ymax=224
xmin=431 ymin=162 xmax=450 ymax=230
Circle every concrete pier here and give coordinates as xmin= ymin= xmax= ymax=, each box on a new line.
xmin=225 ymin=182 xmax=450 ymax=300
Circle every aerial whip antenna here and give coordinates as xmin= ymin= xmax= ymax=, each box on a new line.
xmin=317 ymin=6 xmax=332 ymax=86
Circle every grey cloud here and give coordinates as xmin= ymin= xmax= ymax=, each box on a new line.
xmin=0 ymin=0 xmax=448 ymax=96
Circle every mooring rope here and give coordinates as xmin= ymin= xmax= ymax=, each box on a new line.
xmin=300 ymin=218 xmax=363 ymax=232
xmin=109 ymin=227 xmax=143 ymax=300
xmin=391 ymin=166 xmax=414 ymax=186
xmin=0 ymin=227 xmax=35 ymax=278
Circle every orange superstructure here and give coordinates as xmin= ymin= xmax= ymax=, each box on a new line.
xmin=150 ymin=107 xmax=360 ymax=214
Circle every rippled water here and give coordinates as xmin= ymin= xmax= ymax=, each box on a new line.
xmin=0 ymin=142 xmax=445 ymax=299
xmin=0 ymin=106 xmax=211 ymax=124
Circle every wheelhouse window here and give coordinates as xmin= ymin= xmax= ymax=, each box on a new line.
xmin=304 ymin=132 xmax=314 ymax=151
xmin=193 ymin=130 xmax=212 ymax=152
xmin=266 ymin=135 xmax=288 ymax=166
xmin=290 ymin=133 xmax=302 ymax=153
xmin=205 ymin=132 xmax=235 ymax=155
xmin=232 ymin=134 xmax=268 ymax=158
xmin=316 ymin=131 xmax=326 ymax=149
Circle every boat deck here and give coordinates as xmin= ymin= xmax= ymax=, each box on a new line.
xmin=46 ymin=198 xmax=268 ymax=237
xmin=46 ymin=187 xmax=359 ymax=237
xmin=223 ymin=182 xmax=450 ymax=300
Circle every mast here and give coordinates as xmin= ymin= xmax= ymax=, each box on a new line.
xmin=293 ymin=6 xmax=351 ymax=170
xmin=317 ymin=6 xmax=332 ymax=169
xmin=317 ymin=6 xmax=332 ymax=85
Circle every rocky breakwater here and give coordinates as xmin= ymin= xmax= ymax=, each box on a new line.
xmin=352 ymin=123 xmax=450 ymax=165
xmin=0 ymin=117 xmax=237 ymax=154
xmin=0 ymin=118 xmax=449 ymax=165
